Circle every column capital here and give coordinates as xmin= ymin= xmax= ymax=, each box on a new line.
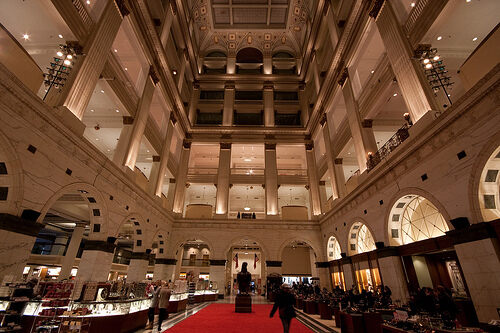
xmin=149 ymin=66 xmax=160 ymax=85
xmin=169 ymin=178 xmax=176 ymax=184
xmin=319 ymin=113 xmax=327 ymax=126
xmin=183 ymin=140 xmax=192 ymax=149
xmin=169 ymin=112 xmax=177 ymax=125
xmin=209 ymin=259 xmax=227 ymax=266
xmin=362 ymin=119 xmax=373 ymax=128
xmin=123 ymin=116 xmax=134 ymax=125
xmin=305 ymin=142 xmax=314 ymax=151
xmin=265 ymin=143 xmax=276 ymax=150
xmin=220 ymin=142 xmax=232 ymax=149
xmin=152 ymin=155 xmax=161 ymax=162
xmin=338 ymin=67 xmax=349 ymax=86
xmin=319 ymin=180 xmax=326 ymax=186
xmin=266 ymin=261 xmax=282 ymax=267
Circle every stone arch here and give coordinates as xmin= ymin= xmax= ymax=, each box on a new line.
xmin=347 ymin=218 xmax=377 ymax=256
xmin=236 ymin=47 xmax=263 ymax=63
xmin=469 ymin=134 xmax=500 ymax=222
xmin=37 ymin=182 xmax=109 ymax=240
xmin=277 ymin=237 xmax=322 ymax=262
xmin=170 ymin=234 xmax=216 ymax=259
xmin=223 ymin=235 xmax=270 ymax=261
xmin=114 ymin=213 xmax=148 ymax=252
xmin=0 ymin=128 xmax=23 ymax=215
xmin=384 ymin=188 xmax=452 ymax=246
xmin=324 ymin=232 xmax=343 ymax=261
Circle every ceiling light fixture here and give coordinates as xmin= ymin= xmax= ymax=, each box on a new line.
xmin=58 ymin=34 xmax=63 ymax=39
xmin=172 ymin=70 xmax=177 ymax=75
xmin=86 ymin=0 xmax=90 ymax=4
xmin=466 ymin=0 xmax=471 ymax=2
xmin=410 ymin=2 xmax=415 ymax=7
xmin=244 ymin=207 xmax=251 ymax=211
xmin=393 ymin=93 xmax=398 ymax=97
xmin=124 ymin=67 xmax=128 ymax=71
xmin=472 ymin=37 xmax=478 ymax=41
xmin=370 ymin=70 xmax=374 ymax=74
xmin=114 ymin=49 xmax=118 ymax=53
xmin=425 ymin=63 xmax=432 ymax=69
xmin=436 ymin=36 xmax=442 ymax=41
xmin=23 ymin=34 xmax=29 ymax=40
xmin=64 ymin=59 xmax=71 ymax=65
xmin=57 ymin=51 xmax=64 ymax=57
xmin=90 ymin=109 xmax=95 ymax=112
xmin=101 ymin=90 xmax=105 ymax=93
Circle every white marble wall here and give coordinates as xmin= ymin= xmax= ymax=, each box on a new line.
xmin=378 ymin=256 xmax=409 ymax=304
xmin=153 ymin=264 xmax=175 ymax=282
xmin=0 ymin=231 xmax=35 ymax=282
xmin=209 ymin=265 xmax=226 ymax=298
xmin=127 ymin=259 xmax=149 ymax=282
xmin=454 ymin=239 xmax=500 ymax=322
xmin=76 ymin=250 xmax=114 ymax=282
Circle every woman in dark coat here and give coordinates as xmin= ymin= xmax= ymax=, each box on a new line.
xmin=270 ymin=283 xmax=296 ymax=333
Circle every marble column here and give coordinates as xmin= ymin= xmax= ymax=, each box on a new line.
xmin=209 ymin=260 xmax=227 ymax=298
xmin=59 ymin=225 xmax=85 ymax=280
xmin=127 ymin=252 xmax=150 ymax=282
xmin=311 ymin=51 xmax=321 ymax=95
xmin=0 ymin=214 xmax=42 ymax=282
xmin=148 ymin=113 xmax=176 ymax=196
xmin=265 ymin=144 xmax=278 ymax=217
xmin=188 ymin=81 xmax=200 ymax=125
xmin=215 ymin=143 xmax=231 ymax=217
xmin=166 ymin=179 xmax=176 ymax=210
xmin=341 ymin=72 xmax=378 ymax=172
xmin=160 ymin=0 xmax=175 ymax=47
xmin=298 ymin=82 xmax=309 ymax=126
xmin=341 ymin=259 xmax=355 ymax=290
xmin=58 ymin=0 xmax=125 ymax=119
xmin=447 ymin=223 xmax=500 ymax=323
xmin=153 ymin=258 xmax=177 ymax=281
xmin=112 ymin=116 xmax=134 ymax=166
xmin=177 ymin=49 xmax=188 ymax=92
xmin=265 ymin=261 xmax=282 ymax=276
xmin=316 ymin=263 xmax=332 ymax=291
xmin=374 ymin=0 xmax=439 ymax=122
xmin=377 ymin=249 xmax=409 ymax=305
xmin=223 ymin=82 xmax=235 ymax=126
xmin=263 ymin=83 xmax=275 ymax=127
xmin=263 ymin=54 xmax=273 ymax=75
xmin=76 ymin=240 xmax=115 ymax=282
xmin=172 ymin=141 xmax=191 ymax=215
xmin=320 ymin=115 xmax=339 ymax=199
xmin=333 ymin=158 xmax=347 ymax=198
xmin=226 ymin=56 xmax=236 ymax=74
xmin=117 ymin=74 xmax=156 ymax=169
xmin=305 ymin=144 xmax=322 ymax=216
xmin=319 ymin=181 xmax=328 ymax=212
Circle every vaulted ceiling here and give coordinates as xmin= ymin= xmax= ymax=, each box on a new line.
xmin=187 ymin=0 xmax=315 ymax=57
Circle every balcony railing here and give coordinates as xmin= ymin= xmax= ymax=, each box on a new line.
xmin=367 ymin=124 xmax=410 ymax=171
xmin=231 ymin=168 xmax=265 ymax=175
xmin=181 ymin=259 xmax=210 ymax=267
xmin=188 ymin=168 xmax=218 ymax=175
xmin=277 ymin=169 xmax=307 ymax=176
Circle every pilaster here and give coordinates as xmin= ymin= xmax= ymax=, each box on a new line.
xmin=223 ymin=82 xmax=235 ymax=126
xmin=265 ymin=144 xmax=278 ymax=217
xmin=59 ymin=225 xmax=85 ymax=280
xmin=305 ymin=144 xmax=322 ymax=216
xmin=215 ymin=143 xmax=231 ymax=217
xmin=263 ymin=83 xmax=275 ymax=127
xmin=172 ymin=141 xmax=191 ymax=215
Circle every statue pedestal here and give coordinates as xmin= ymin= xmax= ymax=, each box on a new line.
xmin=235 ymin=294 xmax=252 ymax=313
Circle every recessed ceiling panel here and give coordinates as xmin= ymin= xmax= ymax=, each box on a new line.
xmin=233 ymin=8 xmax=268 ymax=24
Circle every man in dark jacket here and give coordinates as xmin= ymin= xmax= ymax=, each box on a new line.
xmin=270 ymin=283 xmax=296 ymax=333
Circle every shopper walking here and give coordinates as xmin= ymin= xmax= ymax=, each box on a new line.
xmin=146 ymin=281 xmax=160 ymax=329
xmin=270 ymin=283 xmax=296 ymax=333
xmin=158 ymin=281 xmax=172 ymax=332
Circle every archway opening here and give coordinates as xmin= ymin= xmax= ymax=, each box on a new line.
xmin=348 ymin=222 xmax=376 ymax=256
xmin=174 ymin=239 xmax=212 ymax=290
xmin=281 ymin=240 xmax=318 ymax=287
xmin=388 ymin=194 xmax=449 ymax=246
xmin=226 ymin=238 xmax=264 ymax=296
xmin=478 ymin=146 xmax=500 ymax=221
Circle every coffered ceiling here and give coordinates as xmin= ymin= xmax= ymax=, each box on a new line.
xmin=188 ymin=0 xmax=314 ymax=56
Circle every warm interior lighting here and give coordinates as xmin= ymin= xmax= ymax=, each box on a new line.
xmin=23 ymin=34 xmax=29 ymax=40
xmin=114 ymin=49 xmax=118 ymax=53
xmin=57 ymin=51 xmax=64 ymax=57
xmin=423 ymin=58 xmax=430 ymax=64
xmin=115 ymin=109 xmax=120 ymax=113
xmin=433 ymin=55 xmax=440 ymax=61
xmin=244 ymin=207 xmax=251 ymax=211
xmin=66 ymin=54 xmax=73 ymax=60
xmin=425 ymin=63 xmax=432 ymax=69
xmin=63 ymin=59 xmax=71 ymax=65
xmin=58 ymin=34 xmax=63 ymax=39
xmin=393 ymin=93 xmax=398 ymax=97
xmin=436 ymin=36 xmax=442 ymax=40
xmin=244 ymin=158 xmax=252 ymax=162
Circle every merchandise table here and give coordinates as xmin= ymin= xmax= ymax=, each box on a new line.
xmin=381 ymin=324 xmax=479 ymax=333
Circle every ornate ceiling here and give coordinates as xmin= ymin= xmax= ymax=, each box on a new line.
xmin=188 ymin=0 xmax=313 ymax=57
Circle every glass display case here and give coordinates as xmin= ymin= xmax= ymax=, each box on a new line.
xmin=169 ymin=292 xmax=188 ymax=302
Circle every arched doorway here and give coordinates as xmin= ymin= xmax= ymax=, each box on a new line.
xmin=477 ymin=146 xmax=500 ymax=221
xmin=174 ymin=238 xmax=212 ymax=290
xmin=280 ymin=240 xmax=318 ymax=287
xmin=387 ymin=194 xmax=449 ymax=246
xmin=226 ymin=238 xmax=265 ymax=296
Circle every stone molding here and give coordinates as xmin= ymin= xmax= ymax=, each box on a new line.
xmin=84 ymin=240 xmax=116 ymax=253
xmin=209 ymin=259 xmax=227 ymax=266
xmin=155 ymin=258 xmax=177 ymax=265
xmin=266 ymin=261 xmax=282 ymax=267
xmin=0 ymin=213 xmax=43 ymax=237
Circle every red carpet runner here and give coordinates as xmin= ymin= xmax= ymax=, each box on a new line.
xmin=164 ymin=304 xmax=313 ymax=333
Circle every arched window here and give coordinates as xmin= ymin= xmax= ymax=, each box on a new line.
xmin=327 ymin=236 xmax=342 ymax=260
xmin=236 ymin=48 xmax=263 ymax=63
xmin=205 ymin=51 xmax=227 ymax=58
xmin=388 ymin=194 xmax=449 ymax=246
xmin=478 ymin=146 xmax=500 ymax=221
xmin=273 ymin=52 xmax=294 ymax=59
xmin=349 ymin=222 xmax=375 ymax=255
